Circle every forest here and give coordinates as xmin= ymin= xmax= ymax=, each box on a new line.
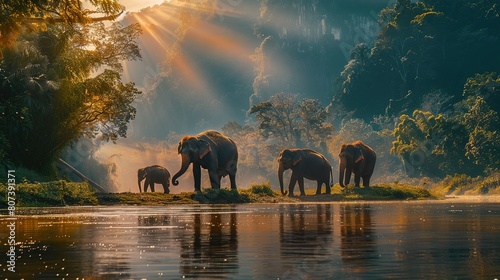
xmin=1 ymin=0 xmax=499 ymax=194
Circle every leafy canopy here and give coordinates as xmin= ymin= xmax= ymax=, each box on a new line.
xmin=0 ymin=6 xmax=142 ymax=171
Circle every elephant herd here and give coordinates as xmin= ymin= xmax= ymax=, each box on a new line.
xmin=137 ymin=130 xmax=377 ymax=196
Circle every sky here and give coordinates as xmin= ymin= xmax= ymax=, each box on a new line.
xmin=120 ymin=0 xmax=167 ymax=12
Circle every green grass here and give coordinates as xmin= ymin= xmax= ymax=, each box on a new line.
xmin=338 ymin=183 xmax=433 ymax=200
xmin=0 ymin=180 xmax=98 ymax=207
xmin=432 ymin=172 xmax=500 ymax=196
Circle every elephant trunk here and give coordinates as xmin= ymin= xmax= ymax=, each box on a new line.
xmin=172 ymin=153 xmax=191 ymax=186
xmin=138 ymin=177 xmax=142 ymax=193
xmin=339 ymin=159 xmax=346 ymax=188
xmin=278 ymin=161 xmax=287 ymax=196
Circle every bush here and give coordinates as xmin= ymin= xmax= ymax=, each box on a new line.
xmin=341 ymin=183 xmax=433 ymax=200
xmin=433 ymin=172 xmax=500 ymax=195
xmin=250 ymin=182 xmax=275 ymax=196
xmin=201 ymin=189 xmax=251 ymax=204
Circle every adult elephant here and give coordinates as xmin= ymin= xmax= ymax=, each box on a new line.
xmin=338 ymin=141 xmax=376 ymax=188
xmin=137 ymin=165 xmax=171 ymax=193
xmin=278 ymin=149 xmax=333 ymax=196
xmin=172 ymin=130 xmax=238 ymax=192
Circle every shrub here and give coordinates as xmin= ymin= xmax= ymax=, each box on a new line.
xmin=250 ymin=182 xmax=275 ymax=196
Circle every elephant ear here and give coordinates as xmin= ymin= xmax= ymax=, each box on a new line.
xmin=198 ymin=139 xmax=212 ymax=159
xmin=354 ymin=148 xmax=364 ymax=163
xmin=292 ymin=152 xmax=302 ymax=166
xmin=339 ymin=144 xmax=348 ymax=157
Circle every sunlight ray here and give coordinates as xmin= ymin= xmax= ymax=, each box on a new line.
xmin=131 ymin=13 xmax=174 ymax=51
xmin=170 ymin=48 xmax=210 ymax=92
xmin=186 ymin=20 xmax=254 ymax=63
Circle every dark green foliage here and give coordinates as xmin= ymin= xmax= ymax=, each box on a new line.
xmin=250 ymin=183 xmax=275 ymax=196
xmin=334 ymin=0 xmax=500 ymax=120
xmin=0 ymin=22 xmax=141 ymax=172
xmin=391 ymin=72 xmax=500 ymax=178
xmin=342 ymin=184 xmax=433 ymax=200
xmin=201 ymin=189 xmax=251 ymax=204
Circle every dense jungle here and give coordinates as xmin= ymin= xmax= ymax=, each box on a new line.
xmin=1 ymin=0 xmax=499 ymax=196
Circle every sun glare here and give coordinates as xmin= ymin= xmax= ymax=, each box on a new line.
xmin=122 ymin=0 xmax=257 ymax=96
xmin=121 ymin=0 xmax=167 ymax=12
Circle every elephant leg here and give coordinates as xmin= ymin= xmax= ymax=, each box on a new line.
xmin=229 ymin=174 xmax=237 ymax=190
xmin=362 ymin=176 xmax=371 ymax=187
xmin=144 ymin=179 xmax=149 ymax=192
xmin=315 ymin=180 xmax=322 ymax=195
xmin=162 ymin=182 xmax=170 ymax=194
xmin=345 ymin=170 xmax=352 ymax=186
xmin=298 ymin=176 xmax=305 ymax=196
xmin=288 ymin=172 xmax=298 ymax=197
xmin=324 ymin=179 xmax=331 ymax=194
xmin=354 ymin=173 xmax=361 ymax=188
xmin=150 ymin=182 xmax=155 ymax=192
xmin=226 ymin=160 xmax=237 ymax=190
xmin=208 ymin=169 xmax=220 ymax=190
xmin=193 ymin=164 xmax=202 ymax=192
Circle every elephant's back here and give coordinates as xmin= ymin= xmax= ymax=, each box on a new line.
xmin=199 ymin=130 xmax=238 ymax=161
xmin=198 ymin=130 xmax=225 ymax=142
xmin=302 ymin=149 xmax=331 ymax=166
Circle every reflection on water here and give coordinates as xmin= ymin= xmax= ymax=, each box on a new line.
xmin=1 ymin=202 xmax=500 ymax=279
xmin=340 ymin=204 xmax=376 ymax=273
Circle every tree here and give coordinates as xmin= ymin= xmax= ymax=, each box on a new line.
xmin=0 ymin=0 xmax=124 ymax=46
xmin=0 ymin=22 xmax=142 ymax=171
xmin=391 ymin=109 xmax=475 ymax=177
xmin=249 ymin=92 xmax=333 ymax=148
xmin=333 ymin=0 xmax=500 ymax=120
xmin=462 ymin=97 xmax=500 ymax=169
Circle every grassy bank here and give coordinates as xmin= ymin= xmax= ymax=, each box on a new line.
xmin=1 ymin=181 xmax=435 ymax=207
xmin=431 ymin=173 xmax=500 ymax=196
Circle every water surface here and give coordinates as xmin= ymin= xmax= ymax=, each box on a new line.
xmin=1 ymin=201 xmax=500 ymax=279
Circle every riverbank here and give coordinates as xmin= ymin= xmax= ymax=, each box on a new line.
xmin=0 ymin=181 xmax=437 ymax=207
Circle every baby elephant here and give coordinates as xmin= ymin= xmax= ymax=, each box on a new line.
xmin=137 ymin=165 xmax=171 ymax=193
xmin=278 ymin=149 xmax=333 ymax=196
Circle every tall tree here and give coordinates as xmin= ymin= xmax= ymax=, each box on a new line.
xmin=0 ymin=22 xmax=142 ymax=171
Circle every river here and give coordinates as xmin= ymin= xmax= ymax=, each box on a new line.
xmin=1 ymin=200 xmax=500 ymax=279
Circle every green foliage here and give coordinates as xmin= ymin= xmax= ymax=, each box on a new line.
xmin=341 ymin=183 xmax=433 ymax=200
xmin=202 ymin=189 xmax=251 ymax=204
xmin=0 ymin=181 xmax=97 ymax=207
xmin=0 ymin=20 xmax=142 ymax=172
xmin=335 ymin=0 xmax=500 ymax=120
xmin=250 ymin=182 xmax=275 ymax=196
xmin=249 ymin=92 xmax=334 ymax=148
xmin=0 ymin=0 xmax=123 ymax=46
xmin=391 ymin=109 xmax=479 ymax=177
xmin=8 ymin=167 xmax=52 ymax=183
xmin=391 ymin=73 xmax=500 ymax=178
